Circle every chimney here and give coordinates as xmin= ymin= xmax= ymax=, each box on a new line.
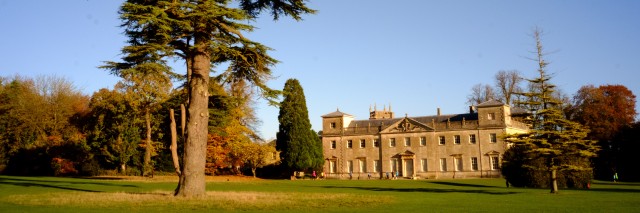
xmin=437 ymin=108 xmax=441 ymax=116
xmin=469 ymin=106 xmax=474 ymax=114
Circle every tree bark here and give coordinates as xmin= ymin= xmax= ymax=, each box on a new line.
xmin=181 ymin=104 xmax=186 ymax=138
xmin=252 ymin=167 xmax=257 ymax=178
xmin=170 ymin=109 xmax=181 ymax=176
xmin=143 ymin=108 xmax=153 ymax=176
xmin=550 ymin=168 xmax=558 ymax=193
xmin=175 ymin=39 xmax=209 ymax=197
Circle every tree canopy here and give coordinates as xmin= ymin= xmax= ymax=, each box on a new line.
xmin=503 ymin=28 xmax=598 ymax=193
xmin=569 ymin=84 xmax=637 ymax=180
xmin=108 ymin=0 xmax=314 ymax=197
xmin=276 ymin=79 xmax=323 ymax=173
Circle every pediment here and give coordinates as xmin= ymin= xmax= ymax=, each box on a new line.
xmin=485 ymin=150 xmax=500 ymax=156
xmin=325 ymin=156 xmax=338 ymax=160
xmin=399 ymin=150 xmax=415 ymax=156
xmin=391 ymin=150 xmax=416 ymax=158
xmin=380 ymin=117 xmax=433 ymax=133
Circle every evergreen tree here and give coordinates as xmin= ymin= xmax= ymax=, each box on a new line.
xmin=108 ymin=0 xmax=314 ymax=197
xmin=276 ymin=79 xmax=323 ymax=174
xmin=504 ymin=28 xmax=598 ymax=193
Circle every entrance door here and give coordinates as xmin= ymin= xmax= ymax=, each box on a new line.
xmin=403 ymin=159 xmax=414 ymax=177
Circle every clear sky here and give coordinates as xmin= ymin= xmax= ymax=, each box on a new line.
xmin=1 ymin=1 xmax=639 ymax=140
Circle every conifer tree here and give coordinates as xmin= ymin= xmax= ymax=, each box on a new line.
xmin=276 ymin=79 xmax=323 ymax=174
xmin=504 ymin=28 xmax=598 ymax=193
xmin=106 ymin=0 xmax=314 ymax=197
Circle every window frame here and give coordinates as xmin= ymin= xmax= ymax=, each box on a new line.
xmin=360 ymin=139 xmax=366 ymax=148
xmin=490 ymin=156 xmax=499 ymax=170
xmin=469 ymin=134 xmax=476 ymax=144
xmin=439 ymin=158 xmax=447 ymax=171
xmin=471 ymin=157 xmax=478 ymax=171
xmin=373 ymin=160 xmax=380 ymax=172
xmin=359 ymin=159 xmax=366 ymax=173
xmin=404 ymin=137 xmax=411 ymax=146
xmin=389 ymin=138 xmax=396 ymax=147
xmin=390 ymin=159 xmax=398 ymax=172
xmin=490 ymin=133 xmax=497 ymax=143
xmin=454 ymin=157 xmax=463 ymax=171
xmin=330 ymin=140 xmax=336 ymax=149
xmin=421 ymin=159 xmax=428 ymax=172
xmin=329 ymin=160 xmax=337 ymax=173
xmin=347 ymin=140 xmax=353 ymax=149
xmin=454 ymin=135 xmax=461 ymax=144
xmin=420 ymin=137 xmax=427 ymax=146
xmin=438 ymin=136 xmax=446 ymax=145
xmin=330 ymin=122 xmax=336 ymax=129
xmin=488 ymin=113 xmax=496 ymax=120
xmin=373 ymin=139 xmax=380 ymax=147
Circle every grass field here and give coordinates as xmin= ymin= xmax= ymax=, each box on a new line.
xmin=1 ymin=175 xmax=639 ymax=212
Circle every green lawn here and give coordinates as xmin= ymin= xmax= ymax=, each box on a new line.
xmin=0 ymin=175 xmax=638 ymax=212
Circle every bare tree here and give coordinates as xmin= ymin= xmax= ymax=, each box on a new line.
xmin=466 ymin=84 xmax=496 ymax=105
xmin=495 ymin=70 xmax=523 ymax=105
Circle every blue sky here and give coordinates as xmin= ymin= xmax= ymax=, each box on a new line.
xmin=1 ymin=1 xmax=639 ymax=140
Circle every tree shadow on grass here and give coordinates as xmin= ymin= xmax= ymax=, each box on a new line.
xmin=593 ymin=182 xmax=640 ymax=187
xmin=318 ymin=185 xmax=519 ymax=195
xmin=0 ymin=176 xmax=138 ymax=193
xmin=574 ymin=188 xmax=640 ymax=193
xmin=429 ymin=181 xmax=498 ymax=188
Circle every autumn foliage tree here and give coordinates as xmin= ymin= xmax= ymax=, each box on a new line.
xmin=242 ymin=141 xmax=279 ymax=178
xmin=569 ymin=84 xmax=637 ymax=180
xmin=0 ymin=75 xmax=91 ymax=175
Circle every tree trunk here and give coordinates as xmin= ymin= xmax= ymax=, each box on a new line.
xmin=181 ymin=104 xmax=186 ymax=138
xmin=550 ymin=168 xmax=558 ymax=193
xmin=175 ymin=39 xmax=209 ymax=197
xmin=252 ymin=167 xmax=257 ymax=178
xmin=143 ymin=108 xmax=152 ymax=176
xmin=170 ymin=109 xmax=181 ymax=176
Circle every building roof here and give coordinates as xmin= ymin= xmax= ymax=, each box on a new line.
xmin=476 ymin=100 xmax=505 ymax=108
xmin=321 ymin=109 xmax=354 ymax=118
xmin=346 ymin=113 xmax=478 ymax=128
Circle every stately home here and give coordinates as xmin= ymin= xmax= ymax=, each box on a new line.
xmin=320 ymin=100 xmax=528 ymax=179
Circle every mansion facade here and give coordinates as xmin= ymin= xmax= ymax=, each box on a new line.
xmin=320 ymin=100 xmax=528 ymax=179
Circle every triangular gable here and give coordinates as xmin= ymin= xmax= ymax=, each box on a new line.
xmin=325 ymin=156 xmax=338 ymax=160
xmin=380 ymin=117 xmax=433 ymax=133
xmin=399 ymin=150 xmax=415 ymax=156
xmin=485 ymin=150 xmax=501 ymax=156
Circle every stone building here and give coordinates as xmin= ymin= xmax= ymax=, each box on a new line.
xmin=320 ymin=100 xmax=528 ymax=179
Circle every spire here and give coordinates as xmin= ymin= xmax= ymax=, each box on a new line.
xmin=389 ymin=103 xmax=392 ymax=112
xmin=369 ymin=104 xmax=372 ymax=112
xmin=336 ymin=107 xmax=340 ymax=112
xmin=383 ymin=104 xmax=387 ymax=111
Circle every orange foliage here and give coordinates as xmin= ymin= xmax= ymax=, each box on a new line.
xmin=51 ymin=157 xmax=78 ymax=176
xmin=206 ymin=134 xmax=231 ymax=175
